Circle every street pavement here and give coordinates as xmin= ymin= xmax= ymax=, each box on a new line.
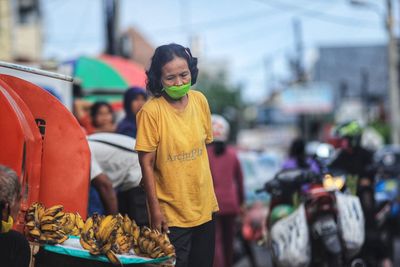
xmin=233 ymin=241 xmax=272 ymax=267
xmin=234 ymin=238 xmax=400 ymax=267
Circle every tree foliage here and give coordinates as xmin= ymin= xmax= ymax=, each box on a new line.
xmin=195 ymin=69 xmax=244 ymax=141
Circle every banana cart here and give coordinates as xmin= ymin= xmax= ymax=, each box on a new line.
xmin=0 ymin=62 xmax=174 ymax=266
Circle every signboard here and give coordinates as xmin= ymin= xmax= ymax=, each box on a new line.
xmin=278 ymin=82 xmax=334 ymax=114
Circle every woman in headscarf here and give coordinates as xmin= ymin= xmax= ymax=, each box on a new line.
xmin=115 ymin=87 xmax=149 ymax=226
xmin=116 ymin=87 xmax=147 ymax=138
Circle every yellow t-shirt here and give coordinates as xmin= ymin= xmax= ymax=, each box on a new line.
xmin=135 ymin=90 xmax=219 ymax=227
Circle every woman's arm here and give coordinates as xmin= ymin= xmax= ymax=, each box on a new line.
xmin=91 ymin=173 xmax=118 ymax=215
xmin=138 ymin=151 xmax=169 ymax=233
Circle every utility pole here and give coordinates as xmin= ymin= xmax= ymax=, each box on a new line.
xmin=292 ymin=18 xmax=304 ymax=83
xmin=349 ymin=0 xmax=400 ymax=144
xmin=292 ymin=18 xmax=310 ymax=140
xmin=386 ymin=0 xmax=400 ymax=144
xmin=104 ymin=0 xmax=119 ymax=55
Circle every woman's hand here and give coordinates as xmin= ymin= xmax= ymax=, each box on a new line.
xmin=138 ymin=151 xmax=170 ymax=234
xmin=150 ymin=208 xmax=169 ymax=233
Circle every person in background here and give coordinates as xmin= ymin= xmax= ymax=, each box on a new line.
xmin=136 ymin=43 xmax=218 ymax=267
xmin=89 ymin=153 xmax=118 ymax=215
xmin=88 ymin=133 xmax=143 ymax=223
xmin=90 ymin=101 xmax=116 ymax=133
xmin=116 ymin=87 xmax=150 ymax=226
xmin=282 ymin=137 xmax=320 ymax=174
xmin=328 ymin=121 xmax=391 ymax=267
xmin=0 ymin=165 xmax=30 ymax=267
xmin=116 ymin=87 xmax=147 ymax=138
xmin=207 ymin=114 xmax=244 ymax=267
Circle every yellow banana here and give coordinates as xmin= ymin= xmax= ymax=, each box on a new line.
xmin=29 ymin=228 xmax=41 ymax=238
xmin=80 ymin=236 xmax=92 ymax=250
xmin=75 ymin=213 xmax=84 ymax=230
xmin=83 ymin=217 xmax=94 ymax=233
xmin=44 ymin=205 xmax=64 ymax=217
xmin=37 ymin=206 xmax=45 ymax=221
xmin=41 ymin=215 xmax=57 ymax=224
xmin=96 ymin=215 xmax=119 ymax=241
xmin=132 ymin=225 xmax=140 ymax=243
xmin=149 ymin=247 xmax=163 ymax=258
xmin=163 ymin=244 xmax=175 ymax=255
xmin=41 ymin=223 xmax=61 ymax=232
xmin=122 ymin=214 xmax=132 ymax=233
xmin=71 ymin=228 xmax=80 ymax=236
xmin=141 ymin=226 xmax=151 ymax=238
xmin=25 ymin=220 xmax=36 ymax=230
xmin=146 ymin=240 xmax=156 ymax=252
xmin=53 ymin=211 xmax=65 ymax=220
xmin=105 ymin=250 xmax=121 ymax=266
xmin=56 ymin=235 xmax=68 ymax=244
xmin=133 ymin=245 xmax=141 ymax=255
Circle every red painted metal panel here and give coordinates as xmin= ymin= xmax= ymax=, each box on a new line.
xmin=0 ymin=81 xmax=42 ymax=231
xmin=0 ymin=74 xmax=90 ymax=218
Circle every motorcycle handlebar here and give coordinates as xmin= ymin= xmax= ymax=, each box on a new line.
xmin=256 ymin=169 xmax=322 ymax=194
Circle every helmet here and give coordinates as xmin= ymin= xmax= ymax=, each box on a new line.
xmin=211 ymin=114 xmax=230 ymax=142
xmin=334 ymin=121 xmax=363 ymax=138
xmin=333 ymin=121 xmax=363 ymax=147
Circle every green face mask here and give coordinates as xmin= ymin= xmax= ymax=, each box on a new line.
xmin=162 ymin=82 xmax=191 ymax=99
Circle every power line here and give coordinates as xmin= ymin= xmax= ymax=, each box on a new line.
xmin=152 ymin=10 xmax=277 ymax=34
xmin=252 ymin=0 xmax=378 ymax=28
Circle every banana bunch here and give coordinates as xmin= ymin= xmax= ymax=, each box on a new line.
xmin=60 ymin=212 xmax=84 ymax=236
xmin=112 ymin=214 xmax=138 ymax=254
xmin=135 ymin=226 xmax=175 ymax=259
xmin=80 ymin=214 xmax=122 ymax=266
xmin=25 ymin=203 xmax=68 ymax=245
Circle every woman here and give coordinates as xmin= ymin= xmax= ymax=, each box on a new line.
xmin=135 ymin=43 xmax=218 ymax=267
xmin=116 ymin=86 xmax=147 ymax=138
xmin=89 ymin=101 xmax=116 ymax=133
xmin=116 ymin=87 xmax=149 ymax=226
xmin=207 ymin=114 xmax=244 ymax=267
xmin=282 ymin=137 xmax=320 ymax=174
xmin=0 ymin=165 xmax=31 ymax=267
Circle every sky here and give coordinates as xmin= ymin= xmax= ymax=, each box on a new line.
xmin=42 ymin=0 xmax=389 ymax=102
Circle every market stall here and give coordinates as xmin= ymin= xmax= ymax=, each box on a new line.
xmin=0 ymin=63 xmax=174 ymax=266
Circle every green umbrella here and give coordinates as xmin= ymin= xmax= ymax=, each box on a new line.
xmin=74 ymin=55 xmax=146 ymax=92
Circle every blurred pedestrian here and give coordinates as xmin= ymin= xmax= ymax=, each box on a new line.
xmin=116 ymin=87 xmax=147 ymax=138
xmin=116 ymin=87 xmax=149 ymax=226
xmin=0 ymin=165 xmax=30 ymax=267
xmin=282 ymin=137 xmax=320 ymax=173
xmin=88 ymin=133 xmax=142 ymax=222
xmin=207 ymin=114 xmax=244 ymax=267
xmin=136 ymin=43 xmax=218 ymax=267
xmin=89 ymin=101 xmax=116 ymax=133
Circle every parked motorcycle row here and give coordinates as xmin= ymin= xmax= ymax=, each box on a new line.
xmin=253 ymin=144 xmax=400 ymax=267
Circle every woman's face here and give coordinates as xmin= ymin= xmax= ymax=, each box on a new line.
xmin=95 ymin=105 xmax=113 ymax=127
xmin=161 ymin=56 xmax=191 ymax=88
xmin=131 ymin=95 xmax=146 ymax=115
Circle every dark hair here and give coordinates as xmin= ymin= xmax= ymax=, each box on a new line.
xmin=146 ymin=43 xmax=199 ymax=97
xmin=90 ymin=101 xmax=115 ymax=127
xmin=0 ymin=165 xmax=21 ymax=224
xmin=289 ymin=138 xmax=309 ymax=169
xmin=123 ymin=87 xmax=147 ymax=115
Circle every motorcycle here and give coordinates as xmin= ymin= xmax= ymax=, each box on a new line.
xmin=258 ymin=169 xmax=364 ymax=267
xmin=357 ymin=145 xmax=400 ymax=267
